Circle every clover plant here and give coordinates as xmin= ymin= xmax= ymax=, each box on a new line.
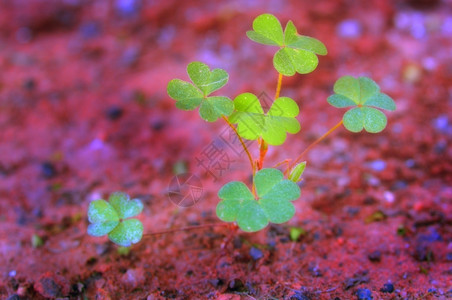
xmin=88 ymin=13 xmax=396 ymax=245
xmin=167 ymin=13 xmax=395 ymax=232
xmin=87 ymin=192 xmax=143 ymax=246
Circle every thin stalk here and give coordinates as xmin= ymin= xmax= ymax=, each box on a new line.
xmin=275 ymin=72 xmax=283 ymax=99
xmin=258 ymin=73 xmax=283 ymax=170
xmin=287 ymin=120 xmax=343 ymax=174
xmin=222 ymin=115 xmax=255 ymax=176
xmin=142 ymin=223 xmax=229 ymax=239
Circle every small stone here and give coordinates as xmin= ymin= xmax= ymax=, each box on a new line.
xmin=308 ymin=264 xmax=323 ymax=277
xmin=414 ymin=244 xmax=434 ymax=262
xmin=380 ymin=283 xmax=394 ymax=293
xmin=383 ymin=191 xmax=395 ymax=203
xmin=227 ymin=279 xmax=246 ymax=292
xmin=34 ymin=272 xmax=70 ymax=298
xmin=356 ymin=288 xmax=372 ymax=300
xmin=446 ymin=253 xmax=452 ymax=261
xmin=249 ymin=247 xmax=263 ymax=261
xmin=207 ymin=278 xmax=222 ymax=287
xmin=368 ymin=160 xmax=386 ymax=172
xmin=344 ymin=271 xmax=369 ymax=290
xmin=368 ymin=250 xmax=382 ymax=262
xmin=232 ymin=236 xmax=242 ymax=249
xmin=105 ymin=106 xmax=123 ymax=120
xmin=115 ymin=0 xmax=140 ymax=16
xmin=122 ymin=269 xmax=145 ymax=289
xmin=22 ymin=78 xmax=36 ymax=91
xmin=433 ymin=115 xmax=448 ymax=133
xmin=79 ymin=21 xmax=101 ymax=39
xmin=337 ymin=19 xmax=362 ymax=38
xmin=151 ymin=120 xmax=165 ymax=131
xmin=41 ymin=162 xmax=57 ymax=178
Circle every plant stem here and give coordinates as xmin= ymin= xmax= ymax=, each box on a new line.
xmin=287 ymin=119 xmax=343 ymax=174
xmin=222 ymin=115 xmax=255 ymax=175
xmin=275 ymin=72 xmax=283 ymax=99
xmin=257 ymin=139 xmax=268 ymax=170
xmin=258 ymin=73 xmax=283 ymax=170
xmin=142 ymin=223 xmax=229 ymax=239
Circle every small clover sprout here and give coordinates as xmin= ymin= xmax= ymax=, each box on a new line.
xmin=167 ymin=61 xmax=233 ymax=122
xmin=328 ymin=76 xmax=396 ymax=133
xmin=87 ymin=192 xmax=144 ymax=247
xmin=229 ymin=93 xmax=300 ymax=145
xmin=216 ymin=168 xmax=301 ymax=232
xmin=246 ymin=14 xmax=327 ymax=76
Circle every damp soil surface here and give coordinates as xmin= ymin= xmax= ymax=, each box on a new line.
xmin=1 ymin=0 xmax=451 ymax=299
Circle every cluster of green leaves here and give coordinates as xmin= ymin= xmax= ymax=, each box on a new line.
xmin=246 ymin=13 xmax=327 ymax=76
xmin=167 ymin=62 xmax=233 ymax=122
xmin=88 ymin=13 xmax=396 ymax=245
xmin=229 ymin=93 xmax=300 ymax=145
xmin=216 ymin=168 xmax=300 ymax=232
xmin=328 ymin=76 xmax=396 ymax=133
xmin=87 ymin=192 xmax=144 ymax=247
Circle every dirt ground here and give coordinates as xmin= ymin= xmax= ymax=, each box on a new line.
xmin=0 ymin=0 xmax=451 ymax=299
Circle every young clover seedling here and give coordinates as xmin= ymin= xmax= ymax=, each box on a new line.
xmin=328 ymin=76 xmax=396 ymax=133
xmin=87 ymin=192 xmax=144 ymax=247
xmin=216 ymin=168 xmax=300 ymax=232
xmin=246 ymin=13 xmax=327 ymax=76
xmin=167 ymin=62 xmax=233 ymax=122
xmin=163 ymin=13 xmax=395 ymax=234
xmin=229 ymin=93 xmax=300 ymax=145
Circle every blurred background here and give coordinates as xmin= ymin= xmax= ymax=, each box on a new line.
xmin=0 ymin=0 xmax=451 ymax=298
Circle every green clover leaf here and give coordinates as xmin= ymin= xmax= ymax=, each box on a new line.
xmin=229 ymin=93 xmax=300 ymax=145
xmin=327 ymin=76 xmax=396 ymax=133
xmin=167 ymin=62 xmax=233 ymax=122
xmin=87 ymin=192 xmax=144 ymax=247
xmin=246 ymin=14 xmax=327 ymax=76
xmin=216 ymin=168 xmax=301 ymax=232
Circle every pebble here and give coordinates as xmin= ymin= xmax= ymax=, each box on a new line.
xmin=418 ymin=228 xmax=442 ymax=242
xmin=290 ymin=292 xmax=311 ymax=300
xmin=383 ymin=191 xmax=395 ymax=203
xmin=79 ymin=21 xmax=101 ymax=39
xmin=120 ymin=46 xmax=140 ymax=68
xmin=356 ymin=288 xmax=372 ymax=300
xmin=380 ymin=283 xmax=394 ymax=293
xmin=41 ymin=162 xmax=57 ymax=178
xmin=433 ymin=115 xmax=449 ymax=133
xmin=368 ymin=160 xmax=386 ymax=172
xmin=368 ymin=250 xmax=382 ymax=262
xmin=207 ymin=278 xmax=222 ymax=287
xmin=249 ymin=247 xmax=263 ymax=261
xmin=405 ymin=159 xmax=416 ymax=168
xmin=151 ymin=120 xmax=165 ymax=131
xmin=34 ymin=272 xmax=70 ymax=298
xmin=22 ymin=78 xmax=36 ymax=91
xmin=115 ymin=0 xmax=140 ymax=16
xmin=414 ymin=244 xmax=434 ymax=261
xmin=446 ymin=252 xmax=452 ymax=262
xmin=337 ymin=19 xmax=362 ymax=38
xmin=105 ymin=106 xmax=124 ymax=120
xmin=227 ymin=279 xmax=245 ymax=292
